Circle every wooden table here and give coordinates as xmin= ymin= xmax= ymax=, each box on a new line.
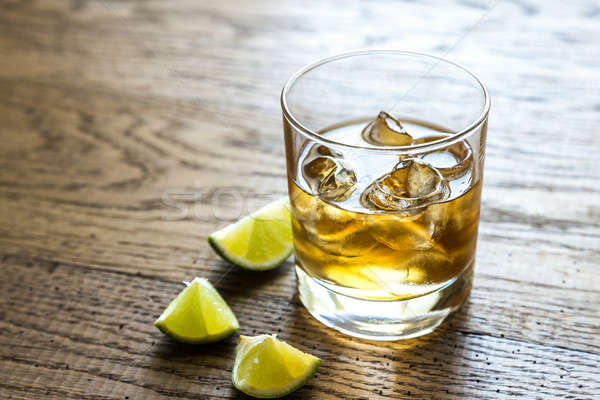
xmin=1 ymin=1 xmax=598 ymax=399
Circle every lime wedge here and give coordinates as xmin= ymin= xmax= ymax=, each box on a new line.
xmin=208 ymin=198 xmax=293 ymax=271
xmin=232 ymin=334 xmax=320 ymax=398
xmin=154 ymin=277 xmax=239 ymax=344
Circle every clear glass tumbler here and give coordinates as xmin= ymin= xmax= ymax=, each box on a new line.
xmin=281 ymin=50 xmax=489 ymax=340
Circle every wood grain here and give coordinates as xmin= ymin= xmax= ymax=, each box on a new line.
xmin=0 ymin=0 xmax=599 ymax=399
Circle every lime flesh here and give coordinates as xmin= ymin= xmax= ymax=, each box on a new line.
xmin=232 ymin=334 xmax=321 ymax=398
xmin=208 ymin=198 xmax=293 ymax=270
xmin=154 ymin=278 xmax=239 ymax=344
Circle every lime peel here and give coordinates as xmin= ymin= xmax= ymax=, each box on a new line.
xmin=154 ymin=277 xmax=239 ymax=344
xmin=208 ymin=198 xmax=293 ymax=271
xmin=232 ymin=334 xmax=321 ymax=398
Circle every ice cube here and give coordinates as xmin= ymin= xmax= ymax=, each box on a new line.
xmin=414 ymin=138 xmax=473 ymax=181
xmin=302 ymin=144 xmax=357 ymax=202
xmin=362 ymin=256 xmax=447 ymax=290
xmin=368 ymin=213 xmax=437 ymax=251
xmin=302 ymin=156 xmax=338 ymax=186
xmin=319 ymin=162 xmax=357 ymax=201
xmin=361 ymin=111 xmax=413 ymax=146
xmin=300 ymin=200 xmax=376 ymax=256
xmin=361 ymin=159 xmax=448 ymax=211
xmin=309 ymin=144 xmax=343 ymax=158
xmin=407 ymin=159 xmax=442 ymax=197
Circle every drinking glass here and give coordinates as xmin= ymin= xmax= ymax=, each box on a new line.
xmin=281 ymin=50 xmax=489 ymax=340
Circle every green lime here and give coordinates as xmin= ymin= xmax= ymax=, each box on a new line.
xmin=232 ymin=334 xmax=321 ymax=398
xmin=154 ymin=277 xmax=239 ymax=344
xmin=208 ymin=198 xmax=293 ymax=271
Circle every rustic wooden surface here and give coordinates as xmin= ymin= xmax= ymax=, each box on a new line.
xmin=1 ymin=0 xmax=599 ymax=399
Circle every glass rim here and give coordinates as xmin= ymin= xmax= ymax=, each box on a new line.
xmin=280 ymin=50 xmax=490 ymax=153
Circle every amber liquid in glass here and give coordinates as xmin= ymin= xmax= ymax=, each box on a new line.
xmin=288 ymin=118 xmax=482 ymax=300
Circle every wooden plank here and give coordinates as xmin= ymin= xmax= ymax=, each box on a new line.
xmin=1 ymin=256 xmax=598 ymax=399
xmin=0 ymin=0 xmax=598 ymax=398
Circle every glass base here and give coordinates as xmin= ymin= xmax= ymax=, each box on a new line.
xmin=295 ymin=263 xmax=473 ymax=341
